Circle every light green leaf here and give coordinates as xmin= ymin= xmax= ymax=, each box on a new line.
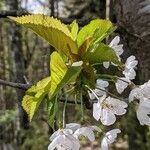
xmin=27 ymin=77 xmax=51 ymax=94
xmin=22 ymin=77 xmax=51 ymax=121
xmin=69 ymin=20 xmax=79 ymax=40
xmin=77 ymin=19 xmax=113 ymax=47
xmin=93 ymin=25 xmax=117 ymax=45
xmin=22 ymin=94 xmax=44 ymax=121
xmin=49 ymin=52 xmax=82 ymax=99
xmin=85 ymin=43 xmax=121 ymax=66
xmin=50 ymin=52 xmax=67 ymax=98
xmin=9 ymin=14 xmax=78 ymax=57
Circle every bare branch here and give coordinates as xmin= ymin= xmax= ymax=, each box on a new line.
xmin=0 ymin=79 xmax=31 ymax=90
xmin=0 ymin=10 xmax=90 ymax=26
xmin=0 ymin=10 xmax=29 ymax=18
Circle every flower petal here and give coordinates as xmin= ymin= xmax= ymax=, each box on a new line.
xmin=137 ymin=99 xmax=150 ymax=125
xmin=115 ymin=78 xmax=129 ymax=94
xmin=66 ymin=123 xmax=81 ymax=133
xmin=101 ymin=137 xmax=109 ymax=150
xmin=74 ymin=127 xmax=95 ymax=142
xmin=93 ymin=102 xmax=101 ymax=121
xmin=48 ymin=135 xmax=65 ymax=150
xmin=100 ymin=109 xmax=116 ymax=126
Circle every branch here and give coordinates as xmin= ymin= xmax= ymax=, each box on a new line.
xmin=0 ymin=10 xmax=29 ymax=18
xmin=0 ymin=79 xmax=31 ymax=90
xmin=0 ymin=10 xmax=90 ymax=26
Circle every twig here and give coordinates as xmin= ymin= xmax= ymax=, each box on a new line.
xmin=59 ymin=97 xmax=81 ymax=105
xmin=0 ymin=10 xmax=29 ymax=18
xmin=0 ymin=10 xmax=90 ymax=26
xmin=0 ymin=79 xmax=31 ymax=90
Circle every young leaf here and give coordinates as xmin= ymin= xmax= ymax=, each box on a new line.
xmin=69 ymin=20 xmax=79 ymax=40
xmin=93 ymin=25 xmax=117 ymax=45
xmin=49 ymin=52 xmax=82 ymax=99
xmin=22 ymin=77 xmax=51 ymax=121
xmin=8 ymin=14 xmax=78 ymax=57
xmin=50 ymin=52 xmax=67 ymax=98
xmin=22 ymin=94 xmax=45 ymax=121
xmin=77 ymin=19 xmax=113 ymax=47
xmin=85 ymin=43 xmax=121 ymax=66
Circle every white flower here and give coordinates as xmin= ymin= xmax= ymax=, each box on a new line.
xmin=115 ymin=77 xmax=130 ymax=94
xmin=129 ymin=80 xmax=150 ymax=102
xmin=48 ymin=123 xmax=101 ymax=150
xmin=103 ymin=36 xmax=124 ymax=69
xmin=74 ymin=127 xmax=95 ymax=142
xmin=101 ymin=129 xmax=121 ymax=150
xmin=123 ymin=56 xmax=138 ymax=80
xmin=93 ymin=95 xmax=128 ymax=125
xmin=88 ymin=79 xmax=109 ymax=100
xmin=136 ymin=98 xmax=150 ymax=125
xmin=129 ymin=81 xmax=150 ymax=126
xmin=48 ymin=129 xmax=80 ymax=150
xmin=129 ymin=87 xmax=143 ymax=102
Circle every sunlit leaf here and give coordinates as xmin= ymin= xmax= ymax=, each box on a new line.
xmin=77 ymin=19 xmax=113 ymax=47
xmin=22 ymin=77 xmax=51 ymax=121
xmin=9 ymin=14 xmax=78 ymax=57
xmin=69 ymin=20 xmax=79 ymax=40
xmin=85 ymin=43 xmax=121 ymax=66
xmin=49 ymin=52 xmax=82 ymax=99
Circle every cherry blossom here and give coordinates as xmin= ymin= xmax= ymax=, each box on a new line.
xmin=74 ymin=127 xmax=96 ymax=142
xmin=123 ymin=56 xmax=138 ymax=80
xmin=136 ymin=98 xmax=150 ymax=125
xmin=115 ymin=77 xmax=130 ymax=94
xmin=48 ymin=129 xmax=80 ymax=150
xmin=129 ymin=80 xmax=150 ymax=102
xmin=88 ymin=79 xmax=109 ymax=100
xmin=103 ymin=36 xmax=124 ymax=69
xmin=101 ymin=129 xmax=121 ymax=150
xmin=93 ymin=95 xmax=128 ymax=125
xmin=48 ymin=123 xmax=101 ymax=150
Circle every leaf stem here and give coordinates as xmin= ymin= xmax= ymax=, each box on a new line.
xmin=62 ymin=95 xmax=68 ymax=128
xmin=85 ymin=85 xmax=99 ymax=101
xmin=80 ymin=90 xmax=84 ymax=120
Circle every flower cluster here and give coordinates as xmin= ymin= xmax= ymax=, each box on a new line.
xmin=48 ymin=36 xmax=150 ymax=150
xmin=48 ymin=123 xmax=120 ymax=150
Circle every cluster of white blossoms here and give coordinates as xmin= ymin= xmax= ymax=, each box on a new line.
xmin=48 ymin=123 xmax=120 ymax=150
xmin=129 ymin=80 xmax=150 ymax=125
xmin=48 ymin=36 xmax=150 ymax=150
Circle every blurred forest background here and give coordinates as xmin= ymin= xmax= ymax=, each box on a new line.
xmin=0 ymin=0 xmax=150 ymax=150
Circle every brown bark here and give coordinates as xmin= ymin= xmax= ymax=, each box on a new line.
xmin=113 ymin=0 xmax=150 ymax=149
xmin=5 ymin=0 xmax=29 ymax=129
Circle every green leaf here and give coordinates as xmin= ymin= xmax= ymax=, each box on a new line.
xmin=85 ymin=43 xmax=121 ymax=66
xmin=22 ymin=94 xmax=44 ymax=121
xmin=77 ymin=19 xmax=113 ymax=47
xmin=50 ymin=52 xmax=67 ymax=97
xmin=9 ymin=14 xmax=78 ymax=57
xmin=47 ymin=96 xmax=58 ymax=129
xmin=49 ymin=52 xmax=82 ymax=99
xmin=27 ymin=77 xmax=51 ymax=94
xmin=93 ymin=25 xmax=117 ymax=45
xmin=69 ymin=20 xmax=79 ymax=40
xmin=22 ymin=77 xmax=51 ymax=121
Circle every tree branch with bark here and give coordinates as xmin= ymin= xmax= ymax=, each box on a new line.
xmin=0 ymin=79 xmax=31 ymax=90
xmin=0 ymin=10 xmax=90 ymax=26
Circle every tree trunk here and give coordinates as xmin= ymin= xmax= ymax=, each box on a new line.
xmin=5 ymin=0 xmax=29 ymax=129
xmin=113 ymin=0 xmax=150 ymax=149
